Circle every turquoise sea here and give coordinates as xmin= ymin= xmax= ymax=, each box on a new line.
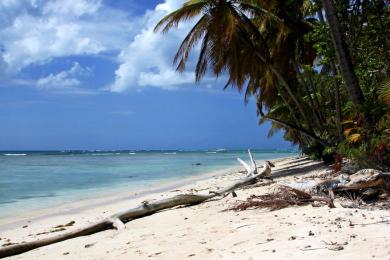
xmin=0 ymin=150 xmax=296 ymax=218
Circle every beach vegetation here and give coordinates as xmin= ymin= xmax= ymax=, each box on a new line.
xmin=155 ymin=0 xmax=390 ymax=170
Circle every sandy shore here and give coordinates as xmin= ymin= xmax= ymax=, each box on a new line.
xmin=1 ymin=156 xmax=389 ymax=259
xmin=0 ymin=165 xmax=243 ymax=230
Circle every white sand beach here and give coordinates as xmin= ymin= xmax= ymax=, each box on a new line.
xmin=1 ymin=156 xmax=389 ymax=259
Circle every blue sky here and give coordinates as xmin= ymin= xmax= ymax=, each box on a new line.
xmin=0 ymin=0 xmax=291 ymax=150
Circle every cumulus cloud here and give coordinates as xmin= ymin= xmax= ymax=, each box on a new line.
xmin=0 ymin=0 xmax=41 ymax=29
xmin=0 ymin=0 xmax=219 ymax=93
xmin=110 ymin=0 xmax=210 ymax=92
xmin=36 ymin=62 xmax=92 ymax=93
xmin=0 ymin=0 xmax=135 ymax=74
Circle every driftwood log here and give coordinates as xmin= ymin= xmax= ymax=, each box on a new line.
xmin=315 ymin=169 xmax=390 ymax=192
xmin=0 ymin=150 xmax=271 ymax=258
xmin=333 ymin=169 xmax=390 ymax=192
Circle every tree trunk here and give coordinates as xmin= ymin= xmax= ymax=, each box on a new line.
xmin=257 ymin=103 xmax=329 ymax=147
xmin=262 ymin=88 xmax=312 ymax=146
xmin=269 ymin=66 xmax=316 ymax=132
xmin=318 ymin=10 xmax=343 ymax=140
xmin=306 ymin=72 xmax=324 ymax=124
xmin=274 ymin=84 xmax=303 ymax=128
xmin=330 ymin=62 xmax=344 ymax=141
xmin=321 ymin=0 xmax=365 ymax=107
xmin=296 ymin=67 xmax=325 ymax=131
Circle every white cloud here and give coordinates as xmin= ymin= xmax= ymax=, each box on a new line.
xmin=42 ymin=0 xmax=102 ymax=17
xmin=0 ymin=0 xmax=40 ymax=29
xmin=36 ymin=62 xmax=91 ymax=91
xmin=0 ymin=0 xmax=220 ymax=93
xmin=0 ymin=0 xmax=135 ymax=74
xmin=110 ymin=0 xmax=209 ymax=92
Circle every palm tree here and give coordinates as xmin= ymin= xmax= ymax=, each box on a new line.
xmin=154 ymin=0 xmax=325 ymax=143
xmin=321 ymin=0 xmax=365 ymax=107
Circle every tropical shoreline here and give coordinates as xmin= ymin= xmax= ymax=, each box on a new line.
xmin=0 ymin=164 xmax=244 ymax=230
xmin=1 ymin=155 xmax=389 ymax=259
xmin=0 ymin=151 xmax=296 ymax=222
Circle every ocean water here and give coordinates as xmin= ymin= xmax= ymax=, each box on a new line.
xmin=0 ymin=150 xmax=296 ymax=218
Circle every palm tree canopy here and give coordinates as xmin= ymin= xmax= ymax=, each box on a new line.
xmin=155 ymin=0 xmax=315 ymax=105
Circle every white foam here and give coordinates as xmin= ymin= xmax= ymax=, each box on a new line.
xmin=3 ymin=153 xmax=27 ymax=156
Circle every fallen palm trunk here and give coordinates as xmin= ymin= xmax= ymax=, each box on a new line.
xmin=0 ymin=150 xmax=269 ymax=259
xmin=333 ymin=169 xmax=390 ymax=192
xmin=313 ymin=169 xmax=389 ymax=209
xmin=314 ymin=169 xmax=390 ymax=192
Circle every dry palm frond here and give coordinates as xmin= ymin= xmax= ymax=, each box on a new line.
xmin=228 ymin=186 xmax=333 ymax=211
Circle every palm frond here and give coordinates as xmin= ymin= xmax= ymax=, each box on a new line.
xmin=154 ymin=1 xmax=207 ymax=33
xmin=173 ymin=15 xmax=209 ymax=72
xmin=195 ymin=32 xmax=210 ymax=81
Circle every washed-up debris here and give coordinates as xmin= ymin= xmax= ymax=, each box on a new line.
xmin=227 ymin=186 xmax=334 ymax=211
xmin=315 ymin=169 xmax=389 ymax=192
xmin=313 ymin=168 xmax=390 ymax=209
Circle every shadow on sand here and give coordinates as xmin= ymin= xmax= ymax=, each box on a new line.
xmin=271 ymin=158 xmax=327 ymax=179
